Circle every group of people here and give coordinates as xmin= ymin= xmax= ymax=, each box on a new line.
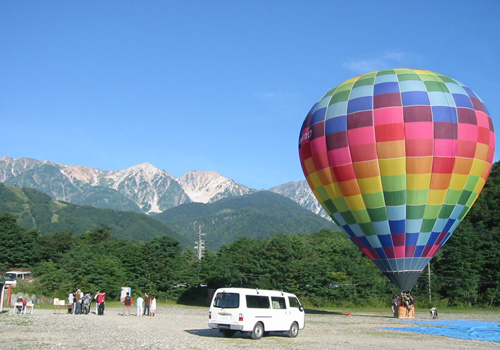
xmin=123 ymin=292 xmax=156 ymax=316
xmin=67 ymin=289 xmax=156 ymax=317
xmin=67 ymin=290 xmax=106 ymax=315
xmin=391 ymin=293 xmax=414 ymax=317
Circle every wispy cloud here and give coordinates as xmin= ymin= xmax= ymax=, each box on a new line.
xmin=342 ymin=51 xmax=409 ymax=74
xmin=253 ymin=91 xmax=302 ymax=114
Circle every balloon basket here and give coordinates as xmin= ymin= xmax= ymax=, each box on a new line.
xmin=394 ymin=305 xmax=415 ymax=318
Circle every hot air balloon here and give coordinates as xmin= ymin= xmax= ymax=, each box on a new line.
xmin=298 ymin=69 xmax=495 ymax=292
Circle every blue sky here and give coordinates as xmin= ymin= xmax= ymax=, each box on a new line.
xmin=1 ymin=1 xmax=499 ymax=189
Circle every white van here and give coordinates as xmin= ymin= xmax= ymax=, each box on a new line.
xmin=208 ymin=287 xmax=305 ymax=339
xmin=4 ymin=271 xmax=31 ymax=287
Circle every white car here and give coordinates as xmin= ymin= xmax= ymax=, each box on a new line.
xmin=208 ymin=287 xmax=305 ymax=339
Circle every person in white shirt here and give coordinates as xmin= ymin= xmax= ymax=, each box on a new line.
xmin=136 ymin=295 xmax=144 ymax=316
xmin=150 ymin=295 xmax=156 ymax=317
xmin=68 ymin=291 xmax=74 ymax=314
xmin=94 ymin=291 xmax=100 ymax=315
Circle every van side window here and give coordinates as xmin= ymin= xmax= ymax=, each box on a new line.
xmin=288 ymin=297 xmax=301 ymax=308
xmin=271 ymin=297 xmax=287 ymax=309
xmin=246 ymin=295 xmax=270 ymax=309
xmin=213 ymin=293 xmax=239 ymax=308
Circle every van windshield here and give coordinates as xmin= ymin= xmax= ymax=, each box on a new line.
xmin=4 ymin=273 xmax=16 ymax=281
xmin=213 ymin=292 xmax=239 ymax=308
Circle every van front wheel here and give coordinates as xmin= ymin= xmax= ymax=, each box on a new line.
xmin=251 ymin=322 xmax=264 ymax=340
xmin=288 ymin=321 xmax=299 ymax=338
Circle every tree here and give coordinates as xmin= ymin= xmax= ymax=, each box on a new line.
xmin=0 ymin=212 xmax=38 ymax=270
xmin=32 ymin=260 xmax=72 ymax=298
xmin=141 ymin=236 xmax=183 ymax=297
xmin=36 ymin=231 xmax=75 ymax=262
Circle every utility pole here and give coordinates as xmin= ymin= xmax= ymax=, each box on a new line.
xmin=194 ymin=222 xmax=206 ymax=261
xmin=428 ymin=262 xmax=432 ymax=302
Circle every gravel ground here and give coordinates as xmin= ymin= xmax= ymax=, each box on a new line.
xmin=0 ymin=305 xmax=499 ymax=349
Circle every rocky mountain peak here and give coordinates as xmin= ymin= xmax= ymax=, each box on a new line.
xmin=113 ymin=162 xmax=172 ymax=180
xmin=177 ymin=170 xmax=254 ymax=203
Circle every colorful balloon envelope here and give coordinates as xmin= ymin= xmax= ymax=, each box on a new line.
xmin=299 ymin=69 xmax=495 ymax=291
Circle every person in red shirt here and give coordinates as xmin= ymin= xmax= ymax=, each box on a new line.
xmin=97 ymin=292 xmax=106 ymax=315
xmin=16 ymin=297 xmax=27 ymax=314
xmin=122 ymin=292 xmax=133 ymax=316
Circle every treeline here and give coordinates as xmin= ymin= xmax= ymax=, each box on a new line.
xmin=2 ymin=217 xmax=499 ymax=307
xmin=1 ymin=211 xmax=386 ymax=304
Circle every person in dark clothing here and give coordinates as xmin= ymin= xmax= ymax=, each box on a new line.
xmin=82 ymin=292 xmax=92 ymax=315
xmin=143 ymin=293 xmax=151 ymax=316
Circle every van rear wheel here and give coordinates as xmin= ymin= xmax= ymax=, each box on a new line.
xmin=288 ymin=321 xmax=299 ymax=338
xmin=251 ymin=322 xmax=264 ymax=340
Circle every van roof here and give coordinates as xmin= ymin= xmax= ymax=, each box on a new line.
xmin=214 ymin=287 xmax=297 ymax=297
xmin=5 ymin=271 xmax=31 ymax=274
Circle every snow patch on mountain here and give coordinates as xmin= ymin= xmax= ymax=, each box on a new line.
xmin=60 ymin=165 xmax=103 ymax=186
xmin=177 ymin=170 xmax=255 ymax=203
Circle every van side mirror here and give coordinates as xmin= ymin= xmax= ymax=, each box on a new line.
xmin=299 ymin=305 xmax=304 ymax=312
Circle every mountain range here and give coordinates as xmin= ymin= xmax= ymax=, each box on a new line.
xmin=0 ymin=181 xmax=336 ymax=250
xmin=0 ymin=156 xmax=327 ymax=218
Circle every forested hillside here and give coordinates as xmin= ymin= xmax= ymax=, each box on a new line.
xmin=156 ymin=191 xmax=337 ymax=250
xmin=0 ymin=183 xmax=189 ymax=245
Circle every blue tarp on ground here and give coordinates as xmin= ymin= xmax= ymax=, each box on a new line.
xmin=380 ymin=320 xmax=500 ymax=343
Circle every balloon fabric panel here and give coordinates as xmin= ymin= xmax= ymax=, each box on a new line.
xmin=298 ymin=69 xmax=495 ymax=291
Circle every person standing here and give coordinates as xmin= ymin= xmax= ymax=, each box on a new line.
xmin=136 ymin=295 xmax=144 ymax=316
xmin=94 ymin=291 xmax=100 ymax=314
xmin=150 ymin=295 xmax=156 ymax=317
xmin=74 ymin=289 xmax=82 ymax=315
xmin=143 ymin=293 xmax=151 ymax=316
xmin=122 ymin=292 xmax=133 ymax=316
xmin=98 ymin=291 xmax=106 ymax=315
xmin=83 ymin=292 xmax=92 ymax=314
xmin=68 ymin=291 xmax=74 ymax=314
xmin=391 ymin=295 xmax=399 ymax=315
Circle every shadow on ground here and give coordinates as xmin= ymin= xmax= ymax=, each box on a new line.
xmin=185 ymin=328 xmax=294 ymax=339
xmin=305 ymin=308 xmax=393 ymax=319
